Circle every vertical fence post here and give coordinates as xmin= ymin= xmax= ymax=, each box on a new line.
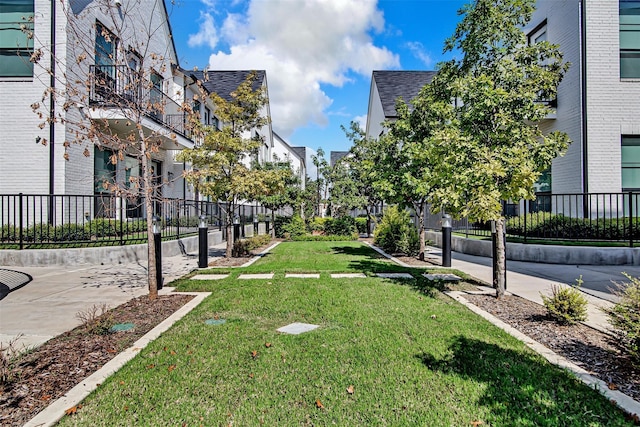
xmin=523 ymin=199 xmax=528 ymax=244
xmin=176 ymin=200 xmax=181 ymax=240
xmin=19 ymin=193 xmax=24 ymax=250
xmin=630 ymin=191 xmax=634 ymax=248
xmin=119 ymin=195 xmax=124 ymax=246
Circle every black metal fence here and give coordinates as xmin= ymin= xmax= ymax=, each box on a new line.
xmin=422 ymin=192 xmax=640 ymax=247
xmin=0 ymin=194 xmax=291 ymax=249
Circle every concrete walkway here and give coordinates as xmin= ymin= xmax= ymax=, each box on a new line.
xmin=0 ymin=242 xmax=227 ymax=352
xmin=425 ymin=247 xmax=640 ymax=334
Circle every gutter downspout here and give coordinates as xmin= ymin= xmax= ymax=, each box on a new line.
xmin=49 ymin=0 xmax=56 ymax=224
xmin=580 ymin=0 xmax=588 ymax=194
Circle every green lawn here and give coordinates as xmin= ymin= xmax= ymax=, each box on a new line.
xmin=60 ymin=241 xmax=632 ymax=426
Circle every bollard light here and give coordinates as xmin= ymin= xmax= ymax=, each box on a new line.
xmin=152 ymin=215 xmax=163 ymax=290
xmin=234 ymin=216 xmax=240 ymax=225
xmin=442 ymin=214 xmax=452 ymax=229
xmin=152 ymin=215 xmax=161 ymax=234
xmin=441 ymin=214 xmax=452 ymax=268
xmin=198 ymin=214 xmax=208 ymax=268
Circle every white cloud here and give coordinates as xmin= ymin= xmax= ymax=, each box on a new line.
xmin=202 ymin=0 xmax=399 ymax=137
xmin=353 ymin=115 xmax=367 ymax=132
xmin=406 ymin=41 xmax=433 ymax=68
xmin=188 ymin=12 xmax=219 ymax=49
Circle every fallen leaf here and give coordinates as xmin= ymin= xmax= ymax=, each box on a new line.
xmin=120 ymin=381 xmax=125 ymax=385
xmin=123 ymin=405 xmax=129 ymax=411
xmin=171 ymin=350 xmax=177 ymax=355
xmin=346 ymin=385 xmax=354 ymax=395
xmin=316 ymin=399 xmax=324 ymax=409
xmin=168 ymin=364 xmax=177 ymax=372
xmin=147 ymin=364 xmax=155 ymax=369
xmin=608 ymin=382 xmax=618 ymax=390
xmin=265 ymin=342 xmax=272 ymax=348
xmin=470 ymin=421 xmax=483 ymax=426
xmin=249 ymin=373 xmax=254 ymax=378
xmin=214 ymin=314 xmax=220 ymax=320
xmin=107 ymin=348 xmax=117 ymax=353
xmin=65 ymin=404 xmax=82 ymax=416
xmin=251 ymin=350 xmax=258 ymax=359
xmin=41 ymin=394 xmax=52 ymax=401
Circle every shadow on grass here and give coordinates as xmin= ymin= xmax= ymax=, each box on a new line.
xmin=416 ymin=336 xmax=631 ymax=426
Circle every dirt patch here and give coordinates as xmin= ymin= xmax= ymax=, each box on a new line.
xmin=0 ymin=294 xmax=194 ymax=426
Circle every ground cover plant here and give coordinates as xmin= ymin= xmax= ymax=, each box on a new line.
xmin=58 ymin=242 xmax=631 ymax=426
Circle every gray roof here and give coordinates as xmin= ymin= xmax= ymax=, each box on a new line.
xmin=292 ymin=147 xmax=307 ymax=165
xmin=187 ymin=70 xmax=266 ymax=102
xmin=372 ymin=70 xmax=437 ymax=118
xmin=330 ymin=151 xmax=349 ymax=167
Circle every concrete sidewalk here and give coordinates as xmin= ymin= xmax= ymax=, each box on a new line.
xmin=0 ymin=242 xmax=227 ymax=352
xmin=427 ymin=247 xmax=638 ymax=334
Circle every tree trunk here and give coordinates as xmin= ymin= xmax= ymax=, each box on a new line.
xmin=417 ymin=204 xmax=425 ymax=261
xmin=225 ymin=203 xmax=234 ymax=258
xmin=140 ymin=134 xmax=158 ymax=300
xmin=271 ymin=210 xmax=276 ymax=238
xmin=365 ymin=205 xmax=371 ymax=238
xmin=494 ymin=217 xmax=507 ymax=299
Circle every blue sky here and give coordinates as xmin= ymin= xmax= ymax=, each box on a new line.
xmin=166 ymin=0 xmax=467 ymax=155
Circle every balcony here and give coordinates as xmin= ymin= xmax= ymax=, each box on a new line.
xmin=88 ymin=65 xmax=193 ymax=148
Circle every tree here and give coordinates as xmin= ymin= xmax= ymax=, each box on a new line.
xmin=29 ymin=0 xmax=192 ymax=299
xmin=343 ymin=121 xmax=383 ymax=237
xmin=430 ymin=0 xmax=570 ymax=298
xmin=326 ymin=156 xmax=366 ymax=218
xmin=178 ymin=72 xmax=271 ymax=258
xmin=254 ymin=157 xmax=300 ymax=237
xmin=311 ymin=148 xmax=329 ymax=217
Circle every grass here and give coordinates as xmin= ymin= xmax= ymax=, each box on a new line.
xmin=59 ymin=241 xmax=632 ymax=426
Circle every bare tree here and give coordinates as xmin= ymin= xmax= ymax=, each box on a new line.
xmin=28 ymin=0 xmax=196 ymax=299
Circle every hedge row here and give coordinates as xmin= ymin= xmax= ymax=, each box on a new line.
xmin=0 ymin=219 xmax=147 ymax=243
xmin=506 ymin=214 xmax=640 ymax=240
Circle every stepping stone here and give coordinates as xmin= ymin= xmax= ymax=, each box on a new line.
xmin=331 ymin=273 xmax=367 ymax=278
xmin=191 ymin=274 xmax=229 ymax=280
xmin=376 ymin=273 xmax=413 ymax=279
xmin=285 ymin=273 xmax=320 ymax=278
xmin=238 ymin=273 xmax=274 ymax=280
xmin=277 ymin=322 xmax=319 ymax=335
xmin=423 ymin=273 xmax=462 ymax=282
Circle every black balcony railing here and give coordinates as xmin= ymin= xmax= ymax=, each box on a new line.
xmin=89 ymin=65 xmax=190 ymax=138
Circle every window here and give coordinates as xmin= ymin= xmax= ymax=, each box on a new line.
xmin=204 ymin=107 xmax=211 ymax=125
xmin=622 ymin=136 xmax=640 ymax=190
xmin=94 ymin=148 xmax=115 ymax=194
xmin=0 ymin=0 xmax=34 ymax=77
xmin=527 ymin=21 xmax=547 ymax=45
xmin=621 ymin=1 xmax=640 ymax=78
xmin=95 ymin=21 xmax=116 ymax=67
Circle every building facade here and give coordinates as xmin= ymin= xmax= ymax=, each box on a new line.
xmin=530 ymin=0 xmax=640 ymax=195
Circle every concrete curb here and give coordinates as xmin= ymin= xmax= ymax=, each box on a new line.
xmin=362 ymin=242 xmax=413 ymax=268
xmin=24 ymin=291 xmax=211 ymax=427
xmin=447 ymin=291 xmax=640 ymax=419
xmin=240 ymin=241 xmax=281 ymax=268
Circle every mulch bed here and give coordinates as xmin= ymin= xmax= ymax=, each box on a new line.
xmin=0 ymin=294 xmax=194 ymax=426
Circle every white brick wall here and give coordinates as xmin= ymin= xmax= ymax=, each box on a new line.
xmin=1 ymin=0 xmax=185 ymax=201
xmin=532 ymin=0 xmax=640 ymax=194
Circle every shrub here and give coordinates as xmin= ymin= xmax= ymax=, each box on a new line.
xmin=87 ymin=218 xmax=123 ymax=237
xmin=373 ymin=206 xmax=419 ymax=256
xmin=279 ymin=215 xmax=307 ymax=239
xmin=604 ymin=274 xmax=640 ymax=364
xmin=355 ymin=217 xmax=368 ymax=235
xmin=307 ymin=216 xmax=330 ymax=233
xmin=75 ymin=303 xmax=114 ymax=335
xmin=232 ymin=234 xmax=273 ymax=256
xmin=324 ymin=216 xmax=357 ymax=236
xmin=541 ymin=277 xmax=588 ymax=324
xmin=292 ymin=234 xmax=358 ymax=241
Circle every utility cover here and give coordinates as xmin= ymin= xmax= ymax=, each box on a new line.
xmin=277 ymin=323 xmax=319 ymax=335
xmin=110 ymin=323 xmax=135 ymax=332
xmin=205 ymin=319 xmax=227 ymax=325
